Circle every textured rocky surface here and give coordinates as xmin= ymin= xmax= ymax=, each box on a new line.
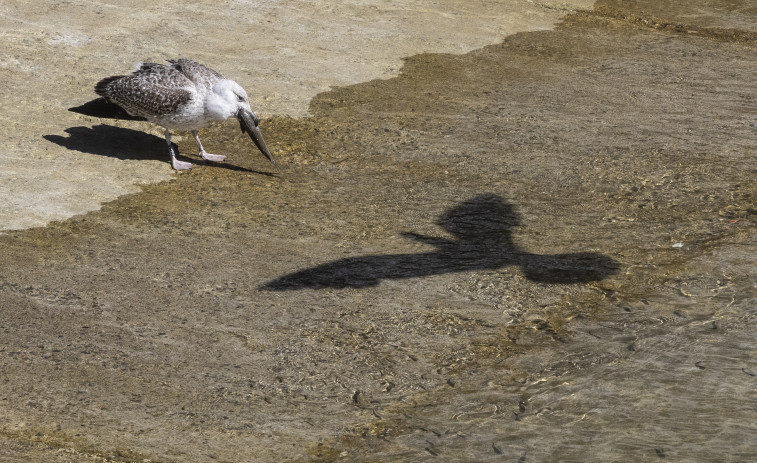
xmin=1 ymin=1 xmax=756 ymax=462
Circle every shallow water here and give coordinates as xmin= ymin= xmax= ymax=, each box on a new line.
xmin=337 ymin=235 xmax=757 ymax=461
xmin=1 ymin=2 xmax=756 ymax=462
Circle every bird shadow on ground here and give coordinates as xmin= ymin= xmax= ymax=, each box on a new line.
xmin=263 ymin=194 xmax=620 ymax=290
xmin=44 ymin=125 xmax=173 ymax=162
xmin=45 ymin=123 xmax=276 ymax=176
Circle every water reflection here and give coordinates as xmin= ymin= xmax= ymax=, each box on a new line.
xmin=264 ymin=194 xmax=619 ymax=289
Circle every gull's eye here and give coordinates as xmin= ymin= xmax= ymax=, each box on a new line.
xmin=237 ymin=94 xmax=245 ymax=102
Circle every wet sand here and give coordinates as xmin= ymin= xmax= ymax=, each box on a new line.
xmin=2 ymin=0 xmax=757 ymax=461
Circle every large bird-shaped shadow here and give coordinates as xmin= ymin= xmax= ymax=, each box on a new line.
xmin=263 ymin=194 xmax=619 ymax=290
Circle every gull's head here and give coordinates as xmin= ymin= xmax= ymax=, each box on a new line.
xmin=206 ymin=79 xmax=275 ymax=165
xmin=207 ymin=79 xmax=252 ymax=119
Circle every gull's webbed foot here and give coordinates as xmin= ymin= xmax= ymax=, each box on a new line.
xmin=172 ymin=157 xmax=193 ymax=170
xmin=200 ymin=151 xmax=227 ymax=162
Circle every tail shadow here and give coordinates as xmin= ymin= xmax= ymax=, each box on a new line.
xmin=263 ymin=194 xmax=619 ymax=290
xmin=68 ymin=97 xmax=147 ymax=121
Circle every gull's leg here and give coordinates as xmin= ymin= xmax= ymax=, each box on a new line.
xmin=166 ymin=128 xmax=192 ymax=170
xmin=193 ymin=130 xmax=226 ymax=162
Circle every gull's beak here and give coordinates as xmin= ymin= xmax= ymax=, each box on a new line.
xmin=237 ymin=108 xmax=275 ymax=165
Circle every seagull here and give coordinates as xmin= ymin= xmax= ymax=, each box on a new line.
xmin=95 ymin=58 xmax=275 ymax=170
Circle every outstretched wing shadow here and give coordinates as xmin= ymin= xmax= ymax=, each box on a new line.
xmin=263 ymin=194 xmax=619 ymax=290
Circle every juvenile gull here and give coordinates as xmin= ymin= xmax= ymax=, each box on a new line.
xmin=95 ymin=58 xmax=274 ymax=170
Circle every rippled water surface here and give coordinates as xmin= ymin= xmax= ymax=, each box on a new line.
xmin=1 ymin=2 xmax=756 ymax=462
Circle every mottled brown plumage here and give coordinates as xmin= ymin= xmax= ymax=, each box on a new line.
xmin=94 ymin=59 xmax=274 ymax=170
xmin=96 ymin=62 xmax=197 ymax=118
